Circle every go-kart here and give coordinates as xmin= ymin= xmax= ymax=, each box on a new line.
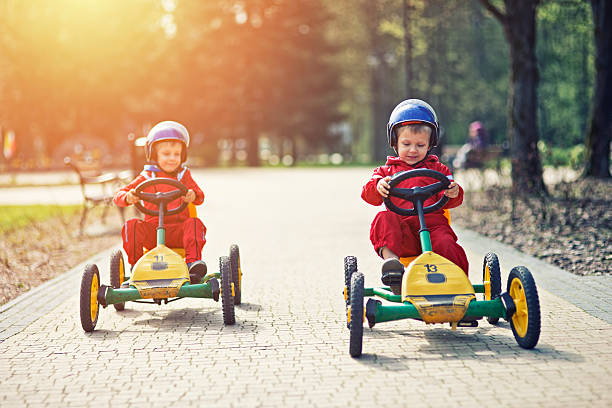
xmin=344 ymin=169 xmax=541 ymax=357
xmin=79 ymin=177 xmax=242 ymax=332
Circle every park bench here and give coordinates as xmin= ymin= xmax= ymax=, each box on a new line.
xmin=64 ymin=156 xmax=132 ymax=235
xmin=462 ymin=145 xmax=506 ymax=170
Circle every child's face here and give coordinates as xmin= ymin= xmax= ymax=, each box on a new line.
xmin=155 ymin=141 xmax=183 ymax=173
xmin=396 ymin=127 xmax=430 ymax=165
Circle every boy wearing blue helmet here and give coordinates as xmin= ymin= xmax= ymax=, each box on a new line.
xmin=361 ymin=99 xmax=469 ymax=287
xmin=113 ymin=121 xmax=208 ymax=284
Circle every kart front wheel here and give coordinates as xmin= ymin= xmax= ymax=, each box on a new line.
xmin=80 ymin=264 xmax=100 ymax=332
xmin=507 ymin=266 xmax=540 ymax=349
xmin=483 ymin=252 xmax=502 ymax=324
xmin=349 ymin=272 xmax=365 ymax=358
xmin=110 ymin=250 xmax=126 ymax=311
xmin=220 ymin=256 xmax=235 ymax=325
xmin=229 ymin=244 xmax=242 ymax=305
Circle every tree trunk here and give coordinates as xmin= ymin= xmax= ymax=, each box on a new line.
xmin=479 ymin=0 xmax=546 ymax=195
xmin=584 ymin=0 xmax=611 ymax=178
xmin=365 ymin=0 xmax=389 ymax=163
xmin=403 ymin=0 xmax=413 ymax=96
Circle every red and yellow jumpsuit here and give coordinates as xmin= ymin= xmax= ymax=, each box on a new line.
xmin=113 ymin=166 xmax=206 ymax=267
xmin=361 ymin=155 xmax=469 ymax=275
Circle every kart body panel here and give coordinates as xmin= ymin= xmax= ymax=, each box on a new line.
xmin=130 ymin=245 xmax=189 ymax=299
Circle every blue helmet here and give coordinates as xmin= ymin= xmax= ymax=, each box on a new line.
xmin=387 ymin=99 xmax=439 ymax=149
xmin=145 ymin=121 xmax=190 ymax=162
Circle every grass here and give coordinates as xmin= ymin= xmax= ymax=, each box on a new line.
xmin=0 ymin=204 xmax=81 ymax=232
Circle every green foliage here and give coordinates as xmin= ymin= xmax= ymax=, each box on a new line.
xmin=0 ymin=205 xmax=80 ymax=232
xmin=538 ymin=141 xmax=585 ymax=169
xmin=537 ymin=1 xmax=594 ymax=147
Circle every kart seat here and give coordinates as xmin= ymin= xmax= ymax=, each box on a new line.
xmin=399 ymin=209 xmax=451 ymax=267
xmin=143 ymin=203 xmax=197 ymax=258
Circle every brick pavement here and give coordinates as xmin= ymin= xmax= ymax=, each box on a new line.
xmin=1 ymin=168 xmax=611 ymax=407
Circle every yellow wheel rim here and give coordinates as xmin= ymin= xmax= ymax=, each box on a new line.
xmin=347 ymin=306 xmax=351 ymax=324
xmin=119 ymin=259 xmax=125 ymax=285
xmin=484 ymin=265 xmax=491 ymax=300
xmin=509 ymin=277 xmax=528 ymax=337
xmin=90 ymin=273 xmax=99 ymax=322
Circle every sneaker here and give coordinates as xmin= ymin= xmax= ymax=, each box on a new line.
xmin=381 ymin=258 xmax=404 ymax=286
xmin=188 ymin=260 xmax=207 ymax=284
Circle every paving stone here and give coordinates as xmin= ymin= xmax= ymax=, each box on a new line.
xmin=0 ymin=168 xmax=610 ymax=407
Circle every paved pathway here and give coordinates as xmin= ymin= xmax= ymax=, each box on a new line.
xmin=1 ymin=168 xmax=611 ymax=407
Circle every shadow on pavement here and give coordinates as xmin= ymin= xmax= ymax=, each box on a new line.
xmin=354 ymin=325 xmax=584 ymax=368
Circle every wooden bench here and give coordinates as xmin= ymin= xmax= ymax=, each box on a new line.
xmin=462 ymin=145 xmax=505 ymax=170
xmin=64 ymin=156 xmax=132 ymax=235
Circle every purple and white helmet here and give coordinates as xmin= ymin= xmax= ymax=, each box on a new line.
xmin=145 ymin=121 xmax=190 ymax=162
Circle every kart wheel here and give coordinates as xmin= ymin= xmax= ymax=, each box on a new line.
xmin=229 ymin=244 xmax=242 ymax=305
xmin=110 ymin=250 xmax=126 ymax=311
xmin=219 ymin=256 xmax=235 ymax=325
xmin=344 ymin=256 xmax=358 ymax=307
xmin=80 ymin=264 xmax=100 ymax=332
xmin=507 ymin=266 xmax=540 ymax=349
xmin=349 ymin=272 xmax=364 ymax=358
xmin=483 ymin=252 xmax=502 ymax=324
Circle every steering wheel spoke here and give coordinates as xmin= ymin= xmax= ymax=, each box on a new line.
xmin=389 ymin=187 xmax=415 ymax=200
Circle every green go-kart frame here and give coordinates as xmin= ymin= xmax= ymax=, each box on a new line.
xmin=79 ymin=177 xmax=242 ymax=332
xmin=344 ymin=169 xmax=541 ymax=357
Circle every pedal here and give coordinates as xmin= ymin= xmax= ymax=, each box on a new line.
xmin=457 ymin=320 xmax=479 ymax=328
xmin=366 ymin=299 xmax=381 ymax=328
xmin=209 ymin=278 xmax=220 ymax=302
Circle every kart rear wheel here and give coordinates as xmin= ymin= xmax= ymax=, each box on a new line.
xmin=220 ymin=256 xmax=235 ymax=325
xmin=507 ymin=266 xmax=540 ymax=349
xmin=229 ymin=244 xmax=242 ymax=305
xmin=349 ymin=272 xmax=364 ymax=358
xmin=80 ymin=264 xmax=100 ymax=332
xmin=483 ymin=252 xmax=502 ymax=324
xmin=344 ymin=256 xmax=357 ymax=307
xmin=110 ymin=250 xmax=126 ymax=311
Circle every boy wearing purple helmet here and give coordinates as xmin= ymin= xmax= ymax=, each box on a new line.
xmin=114 ymin=121 xmax=207 ymax=284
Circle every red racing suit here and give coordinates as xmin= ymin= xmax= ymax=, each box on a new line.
xmin=361 ymin=155 xmax=469 ymax=275
xmin=114 ymin=165 xmax=206 ymax=266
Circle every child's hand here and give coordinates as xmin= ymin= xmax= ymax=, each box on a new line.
xmin=125 ymin=189 xmax=139 ymax=205
xmin=377 ymin=176 xmax=392 ymax=198
xmin=183 ymin=189 xmax=196 ymax=203
xmin=445 ymin=181 xmax=459 ymax=198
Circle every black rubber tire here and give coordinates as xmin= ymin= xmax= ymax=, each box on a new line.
xmin=80 ymin=264 xmax=100 ymax=332
xmin=229 ymin=244 xmax=242 ymax=305
xmin=483 ymin=252 xmax=502 ymax=324
xmin=344 ymin=256 xmax=357 ymax=307
xmin=349 ymin=272 xmax=365 ymax=358
xmin=220 ymin=256 xmax=235 ymax=325
xmin=110 ymin=250 xmax=126 ymax=311
xmin=507 ymin=266 xmax=541 ymax=349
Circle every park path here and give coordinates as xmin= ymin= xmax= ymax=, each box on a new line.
xmin=1 ymin=168 xmax=611 ymax=407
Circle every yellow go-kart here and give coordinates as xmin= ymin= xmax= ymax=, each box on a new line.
xmin=344 ymin=169 xmax=541 ymax=357
xmin=79 ymin=177 xmax=242 ymax=332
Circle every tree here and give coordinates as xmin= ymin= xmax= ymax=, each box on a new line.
xmin=478 ymin=0 xmax=546 ymax=195
xmin=584 ymin=0 xmax=611 ymax=178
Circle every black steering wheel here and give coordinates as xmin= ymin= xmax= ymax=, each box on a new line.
xmin=133 ymin=178 xmax=189 ymax=217
xmin=383 ymin=169 xmax=451 ymax=217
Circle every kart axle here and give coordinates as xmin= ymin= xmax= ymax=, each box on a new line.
xmin=367 ymin=297 xmax=506 ymax=325
xmin=103 ymin=281 xmax=217 ymax=305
